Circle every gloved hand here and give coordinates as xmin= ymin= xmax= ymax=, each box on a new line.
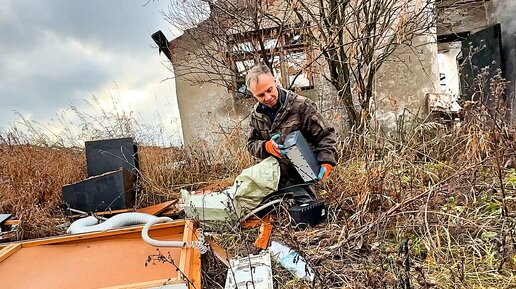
xmin=317 ymin=163 xmax=333 ymax=181
xmin=264 ymin=134 xmax=286 ymax=158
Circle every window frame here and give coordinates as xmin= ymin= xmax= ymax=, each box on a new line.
xmin=227 ymin=25 xmax=313 ymax=99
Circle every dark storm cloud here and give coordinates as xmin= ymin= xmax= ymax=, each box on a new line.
xmin=0 ymin=0 xmax=174 ymax=126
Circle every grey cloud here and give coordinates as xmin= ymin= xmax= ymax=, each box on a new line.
xmin=0 ymin=0 xmax=166 ymax=54
xmin=0 ymin=0 xmax=174 ymax=128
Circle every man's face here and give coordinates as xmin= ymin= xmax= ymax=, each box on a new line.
xmin=248 ymin=73 xmax=278 ymax=108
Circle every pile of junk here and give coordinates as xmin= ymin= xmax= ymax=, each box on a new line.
xmin=0 ymin=132 xmax=328 ymax=289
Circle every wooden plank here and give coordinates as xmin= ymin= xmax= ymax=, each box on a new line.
xmin=178 ymin=220 xmax=201 ymax=289
xmin=0 ymin=219 xmax=202 ymax=289
xmin=96 ymin=278 xmax=185 ymax=289
xmin=190 ymin=247 xmax=202 ymax=289
xmin=159 ymin=207 xmax=181 ymax=217
xmin=137 ymin=200 xmax=177 ymax=216
xmin=8 ymin=220 xmax=186 ymax=248
xmin=208 ymin=238 xmax=230 ymax=267
xmin=0 ymin=228 xmax=184 ymax=289
xmin=4 ymin=220 xmax=20 ymax=226
xmin=71 ymin=208 xmax=134 ymax=219
xmin=0 ymin=243 xmax=21 ymax=262
xmin=94 ymin=208 xmax=133 ymax=216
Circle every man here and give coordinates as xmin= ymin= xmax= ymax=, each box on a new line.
xmin=246 ymin=64 xmax=338 ymax=190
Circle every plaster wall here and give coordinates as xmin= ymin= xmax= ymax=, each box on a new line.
xmin=170 ymin=31 xmax=243 ymax=147
xmin=437 ymin=0 xmax=491 ymax=35
xmin=491 ymin=0 xmax=516 ymax=123
xmin=373 ymin=34 xmax=440 ymax=132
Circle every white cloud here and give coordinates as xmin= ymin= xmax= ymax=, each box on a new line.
xmin=0 ymin=0 xmax=182 ymax=146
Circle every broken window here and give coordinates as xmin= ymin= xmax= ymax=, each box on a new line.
xmin=227 ymin=25 xmax=313 ymax=99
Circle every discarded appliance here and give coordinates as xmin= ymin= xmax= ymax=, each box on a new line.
xmin=181 ymin=188 xmax=238 ymax=225
xmin=182 ymin=157 xmax=280 ymax=227
xmin=225 ymin=251 xmax=273 ymax=289
xmin=276 ymin=131 xmax=329 ymax=228
xmin=283 ymin=131 xmax=320 ymax=182
xmin=62 ymin=168 xmax=135 ymax=212
xmin=0 ymin=214 xmax=18 ymax=243
xmin=260 ymin=185 xmax=327 ymax=228
xmin=0 ymin=220 xmax=201 ymax=289
xmin=288 ymin=200 xmax=326 ymax=228
xmin=62 ymin=137 xmax=140 ymax=213
xmin=85 ymin=137 xmax=139 ymax=179
xmin=268 ymin=241 xmax=315 ymax=282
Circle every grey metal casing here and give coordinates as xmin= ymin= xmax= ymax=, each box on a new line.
xmin=283 ymin=131 xmax=320 ymax=182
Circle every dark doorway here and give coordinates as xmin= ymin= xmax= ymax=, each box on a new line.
xmin=458 ymin=24 xmax=504 ymax=103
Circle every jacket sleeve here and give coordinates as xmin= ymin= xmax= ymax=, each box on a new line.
xmin=302 ymin=100 xmax=338 ymax=166
xmin=247 ymin=115 xmax=269 ymax=159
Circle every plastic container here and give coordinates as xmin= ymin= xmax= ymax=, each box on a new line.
xmin=268 ymin=241 xmax=315 ymax=282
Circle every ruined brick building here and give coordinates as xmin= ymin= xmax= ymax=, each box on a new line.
xmin=153 ymin=0 xmax=515 ymax=146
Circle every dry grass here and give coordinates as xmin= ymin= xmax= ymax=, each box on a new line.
xmin=198 ymin=75 xmax=516 ymax=288
xmin=0 ymin=76 xmax=515 ymax=288
xmin=1 ymin=115 xmax=514 ymax=288
xmin=0 ymin=144 xmax=85 ymax=239
xmin=136 ymin=123 xmax=255 ymax=206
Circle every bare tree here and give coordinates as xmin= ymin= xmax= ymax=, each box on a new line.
xmin=287 ymin=0 xmax=435 ymax=130
xmin=164 ymin=1 xmax=300 ymax=92
xmin=164 ymin=0 xmax=435 ymax=131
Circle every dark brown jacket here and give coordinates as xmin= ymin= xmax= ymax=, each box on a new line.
xmin=247 ymin=88 xmax=338 ymax=185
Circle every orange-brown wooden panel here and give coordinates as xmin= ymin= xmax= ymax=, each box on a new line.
xmin=0 ymin=220 xmax=200 ymax=289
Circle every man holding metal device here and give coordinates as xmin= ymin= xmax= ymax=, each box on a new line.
xmin=246 ymin=64 xmax=338 ymax=190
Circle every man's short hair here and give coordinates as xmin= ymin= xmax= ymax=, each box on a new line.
xmin=245 ymin=64 xmax=272 ymax=88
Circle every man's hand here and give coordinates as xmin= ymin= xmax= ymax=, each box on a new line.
xmin=264 ymin=134 xmax=286 ymax=158
xmin=318 ymin=163 xmax=333 ymax=181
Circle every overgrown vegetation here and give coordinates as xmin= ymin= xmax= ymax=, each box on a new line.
xmin=1 ymin=102 xmax=514 ymax=287
xmin=1 ymin=76 xmax=515 ymax=288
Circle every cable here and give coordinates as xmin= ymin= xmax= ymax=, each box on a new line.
xmin=232 ymin=199 xmax=284 ymax=231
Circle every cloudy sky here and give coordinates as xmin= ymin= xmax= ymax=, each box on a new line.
xmin=0 ymin=0 xmax=183 ymax=145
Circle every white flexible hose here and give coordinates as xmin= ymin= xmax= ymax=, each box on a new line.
xmin=141 ymin=216 xmax=209 ymax=254
xmin=67 ymin=212 xmax=160 ymax=234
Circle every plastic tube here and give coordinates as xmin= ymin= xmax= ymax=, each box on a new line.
xmin=141 ymin=216 xmax=208 ymax=254
xmin=67 ymin=212 xmax=160 ymax=234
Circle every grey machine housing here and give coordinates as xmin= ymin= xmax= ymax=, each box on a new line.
xmin=283 ymin=131 xmax=321 ymax=182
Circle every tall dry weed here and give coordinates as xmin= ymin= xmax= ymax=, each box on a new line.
xmin=137 ymin=123 xmax=255 ymax=205
xmin=0 ymin=143 xmax=85 ymax=239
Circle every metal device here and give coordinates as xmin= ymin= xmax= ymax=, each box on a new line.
xmin=288 ymin=200 xmax=326 ymax=228
xmin=85 ymin=137 xmax=139 ymax=179
xmin=62 ymin=168 xmax=135 ymax=212
xmin=283 ymin=130 xmax=320 ymax=182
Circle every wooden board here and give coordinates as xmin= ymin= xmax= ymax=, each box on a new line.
xmin=137 ymin=200 xmax=177 ymax=216
xmin=0 ymin=220 xmax=201 ymax=289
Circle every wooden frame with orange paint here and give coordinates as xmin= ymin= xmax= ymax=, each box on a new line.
xmin=0 ymin=219 xmax=201 ymax=289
